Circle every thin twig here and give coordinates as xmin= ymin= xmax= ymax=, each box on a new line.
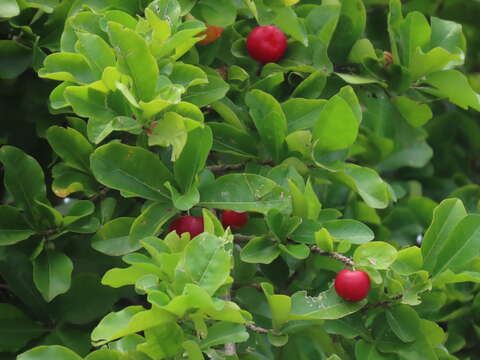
xmin=311 ymin=246 xmax=355 ymax=267
xmin=207 ymin=163 xmax=245 ymax=174
xmin=361 ymin=294 xmax=403 ymax=312
xmin=245 ymin=323 xmax=269 ymax=334
xmin=89 ymin=186 xmax=111 ymax=202
xmin=234 ymin=234 xmax=256 ymax=242
xmin=222 ymin=293 xmax=237 ymax=355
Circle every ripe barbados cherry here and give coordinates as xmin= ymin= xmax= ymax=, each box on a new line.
xmin=168 ymin=216 xmax=204 ymax=239
xmin=197 ymin=25 xmax=224 ymax=46
xmin=221 ymin=210 xmax=249 ymax=229
xmin=334 ymin=269 xmax=370 ymax=302
xmin=246 ymin=25 xmax=287 ymax=63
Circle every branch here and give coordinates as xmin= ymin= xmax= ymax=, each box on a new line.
xmin=88 ymin=186 xmax=111 ymax=202
xmin=207 ymin=163 xmax=245 ymax=174
xmin=310 ymin=246 xmax=355 ymax=267
xmin=245 ymin=323 xmax=269 ymax=334
xmin=234 ymin=234 xmax=256 ymax=242
xmin=361 ymin=294 xmax=403 ymax=312
xmin=222 ymin=293 xmax=237 ymax=356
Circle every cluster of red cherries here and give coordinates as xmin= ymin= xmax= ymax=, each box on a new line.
xmin=168 ymin=212 xmax=370 ymax=303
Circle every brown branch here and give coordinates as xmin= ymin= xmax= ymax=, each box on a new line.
xmin=207 ymin=163 xmax=245 ymax=174
xmin=310 ymin=246 xmax=355 ymax=267
xmin=245 ymin=323 xmax=269 ymax=334
xmin=361 ymin=294 xmax=403 ymax=312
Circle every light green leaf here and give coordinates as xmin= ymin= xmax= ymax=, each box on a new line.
xmin=179 ymin=233 xmax=230 ymax=295
xmin=392 ymin=247 xmax=423 ymax=275
xmin=323 ymin=219 xmax=374 ymax=245
xmin=290 ymin=287 xmax=366 ymax=320
xmin=129 ymin=201 xmax=176 ymax=244
xmin=39 ymin=53 xmax=95 ymax=83
xmin=18 ymin=346 xmax=82 ymax=360
xmin=137 ymin=323 xmax=184 ymax=359
xmin=392 ymin=96 xmax=432 ymax=128
xmin=107 ymin=22 xmax=158 ymax=101
xmin=0 ymin=0 xmax=20 ymax=19
xmin=200 ymin=322 xmax=249 ymax=349
xmin=33 ymin=251 xmax=73 ymax=302
xmin=75 ymin=32 xmax=116 ymax=78
xmin=313 ymin=94 xmax=358 ymax=152
xmin=353 ymin=242 xmax=397 ymax=270
xmin=283 ymin=98 xmax=326 ymax=133
xmin=192 ymin=0 xmax=236 ymax=27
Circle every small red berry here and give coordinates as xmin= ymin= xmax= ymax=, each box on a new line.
xmin=197 ymin=25 xmax=224 ymax=46
xmin=246 ymin=25 xmax=287 ymax=63
xmin=221 ymin=210 xmax=249 ymax=229
xmin=334 ymin=269 xmax=370 ymax=302
xmin=168 ymin=216 xmax=204 ymax=239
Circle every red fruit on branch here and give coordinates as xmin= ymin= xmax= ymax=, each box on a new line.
xmin=221 ymin=210 xmax=249 ymax=229
xmin=246 ymin=25 xmax=287 ymax=63
xmin=197 ymin=25 xmax=224 ymax=46
xmin=334 ymin=269 xmax=370 ymax=302
xmin=168 ymin=216 xmax=204 ymax=238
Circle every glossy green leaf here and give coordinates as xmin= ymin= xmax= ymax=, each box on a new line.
xmin=0 ymin=0 xmax=20 ymax=19
xmin=90 ymin=142 xmax=172 ymax=201
xmin=33 ymin=250 xmax=73 ymax=302
xmin=137 ymin=323 xmax=184 ymax=359
xmin=0 ymin=40 xmax=31 ymax=79
xmin=353 ymin=242 xmax=397 ymax=270
xmin=0 ymin=206 xmax=34 ymax=245
xmin=290 ymin=287 xmax=366 ymax=320
xmin=0 ymin=146 xmax=49 ymax=226
xmin=385 ymin=305 xmax=419 ymax=343
xmin=240 ymin=237 xmax=280 ymax=264
xmin=92 ymin=217 xmax=140 ymax=256
xmin=323 ymin=219 xmax=374 ymax=245
xmin=18 ymin=346 xmax=83 ymax=360
xmin=183 ymin=67 xmax=229 ymax=107
xmin=283 ymin=98 xmax=326 ymax=133
xmin=47 ymin=126 xmax=93 ymax=173
xmin=107 ymin=22 xmax=158 ymax=101
xmin=422 ymin=199 xmax=467 ymax=273
xmin=200 ymin=174 xmax=292 ymax=214
xmin=246 ymin=89 xmax=287 ymax=162
xmin=200 ymin=322 xmax=249 ymax=349
xmin=392 ymin=246 xmax=423 ymax=275
xmin=39 ymin=53 xmax=96 ymax=83
xmin=392 ymin=96 xmax=432 ymax=128
xmin=75 ymin=32 xmax=116 ymax=78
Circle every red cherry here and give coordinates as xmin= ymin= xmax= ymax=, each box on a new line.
xmin=168 ymin=216 xmax=204 ymax=239
xmin=221 ymin=210 xmax=249 ymax=229
xmin=334 ymin=269 xmax=370 ymax=302
xmin=197 ymin=25 xmax=224 ymax=46
xmin=246 ymin=25 xmax=287 ymax=63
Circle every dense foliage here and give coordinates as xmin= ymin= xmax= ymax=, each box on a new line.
xmin=1 ymin=0 xmax=480 ymax=359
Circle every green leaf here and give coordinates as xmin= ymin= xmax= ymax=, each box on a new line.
xmin=107 ymin=22 xmax=158 ymax=101
xmin=182 ymin=340 xmax=203 ymax=360
xmin=75 ymin=32 xmax=116 ymax=78
xmin=192 ymin=0 xmax=236 ymax=27
xmin=282 ymin=98 xmax=326 ymax=133
xmin=200 ymin=322 xmax=249 ymax=349
xmin=0 ymin=206 xmax=34 ymax=245
xmin=432 ymin=214 xmax=480 ymax=277
xmin=392 ymin=247 xmax=423 ymax=275
xmin=200 ymin=174 xmax=292 ymax=214
xmin=0 ymin=146 xmax=49 ymax=226
xmin=272 ymin=6 xmax=308 ymax=46
xmin=397 ymin=11 xmax=431 ymax=67
xmin=0 ymin=40 xmax=31 ymax=79
xmin=183 ymin=67 xmax=229 ymax=108
xmin=137 ymin=323 xmax=184 ymax=359
xmin=354 ymin=340 xmax=385 ymax=360
xmin=0 ymin=0 xmax=20 ymax=19
xmin=353 ymin=242 xmax=397 ymax=270
xmin=129 ymin=201 xmax=176 ymax=244
xmin=262 ymin=283 xmax=292 ymax=329
xmin=174 ymin=126 xmax=212 ymax=192
xmin=290 ymin=287 xmax=366 ymax=320
xmin=33 ymin=250 xmax=73 ymax=302
xmin=424 ymin=70 xmax=480 ymax=111
xmin=422 ymin=198 xmax=467 ymax=273
xmin=39 ymin=53 xmax=96 ymax=83
xmin=246 ymin=89 xmax=287 ymax=162
xmin=170 ymin=63 xmax=208 ymax=89
xmin=323 ymin=219 xmax=374 ymax=245
xmin=0 ymin=303 xmax=45 ymax=353
xmin=92 ymin=217 xmax=140 ymax=256
xmin=291 ymin=70 xmax=327 ymax=99
xmin=209 ymin=122 xmax=258 ymax=158
xmin=47 ymin=126 xmax=93 ymax=173
xmin=313 ymin=94 xmax=359 ymax=152
xmin=90 ymin=142 xmax=172 ymax=201
xmin=18 ymin=346 xmax=83 ymax=360
xmin=392 ymin=96 xmax=432 ymax=128
xmin=178 ymin=233 xmax=230 ymax=295
xmin=240 ymin=237 xmax=280 ymax=264
xmin=386 ymin=305 xmax=419 ymax=343
xmin=331 ymin=164 xmax=392 ymax=209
